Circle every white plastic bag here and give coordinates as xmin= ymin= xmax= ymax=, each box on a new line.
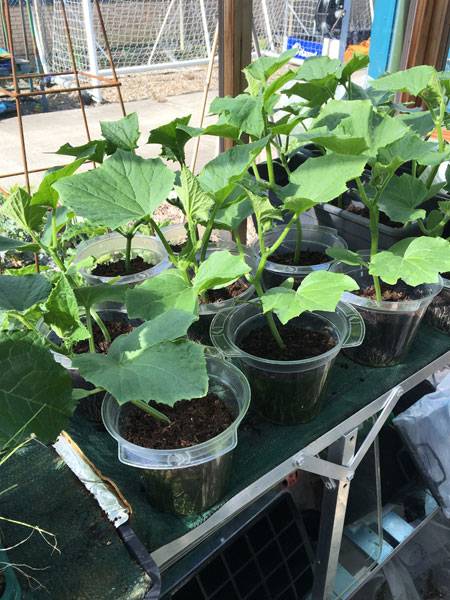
xmin=394 ymin=373 xmax=450 ymax=518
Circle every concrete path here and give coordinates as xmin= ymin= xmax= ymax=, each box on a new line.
xmin=0 ymin=90 xmax=219 ymax=191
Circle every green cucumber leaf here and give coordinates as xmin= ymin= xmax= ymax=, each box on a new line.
xmin=176 ymin=166 xmax=214 ymax=223
xmin=148 ymin=115 xmax=192 ymax=164
xmin=100 ymin=112 xmax=140 ymax=152
xmin=0 ymin=274 xmax=51 ymax=312
xmin=0 ymin=338 xmax=75 ymax=450
xmin=378 ymin=174 xmax=428 ymax=224
xmin=43 ymin=274 xmax=89 ymax=343
xmin=369 ymin=237 xmax=450 ymax=286
xmin=54 ymin=150 xmax=175 ymax=229
xmin=192 ymin=250 xmax=250 ymax=293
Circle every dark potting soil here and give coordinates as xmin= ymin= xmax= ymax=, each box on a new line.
xmin=169 ymin=242 xmax=186 ymax=254
xmin=346 ymin=203 xmax=402 ymax=228
xmin=269 ymin=250 xmax=329 ymax=267
xmin=91 ymin=256 xmax=155 ymax=277
xmin=239 ymin=324 xmax=336 ymax=361
xmin=73 ymin=320 xmax=133 ymax=354
xmin=357 ymin=285 xmax=410 ymax=302
xmin=202 ymin=278 xmax=249 ymax=304
xmin=120 ymin=394 xmax=234 ymax=449
xmin=0 ymin=571 xmax=4 ymax=596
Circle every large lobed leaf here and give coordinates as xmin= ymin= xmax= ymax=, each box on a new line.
xmin=281 ymin=153 xmax=367 ymax=213
xmin=371 ymin=65 xmax=437 ymax=97
xmin=0 ymin=274 xmax=51 ymax=312
xmin=378 ymin=174 xmax=429 ymax=224
xmin=126 ymin=270 xmax=198 ymax=321
xmin=176 ymin=166 xmax=214 ymax=223
xmin=73 ymin=309 xmax=208 ymax=406
xmin=1 ymin=187 xmax=47 ymax=234
xmin=148 ymin=115 xmax=192 ymax=164
xmin=210 ymin=94 xmax=265 ymax=138
xmin=31 ymin=158 xmax=86 ymax=209
xmin=54 ymin=150 xmax=175 ymax=229
xmin=261 ymin=271 xmax=359 ymax=324
xmin=192 ymin=250 xmax=251 ymax=293
xmin=369 ymin=237 xmax=450 ymax=287
xmin=100 ymin=112 xmax=140 ymax=152
xmin=0 ymin=337 xmax=75 ymax=450
xmin=198 ymin=137 xmax=269 ymax=203
xmin=43 ymin=274 xmax=89 ymax=343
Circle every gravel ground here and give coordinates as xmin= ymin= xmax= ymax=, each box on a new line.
xmin=10 ymin=65 xmax=219 ymax=115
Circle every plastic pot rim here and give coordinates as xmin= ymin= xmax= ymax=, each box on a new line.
xmin=74 ymin=232 xmax=170 ymax=285
xmin=210 ymin=300 xmax=365 ymax=368
xmin=101 ymin=356 xmax=251 ymax=469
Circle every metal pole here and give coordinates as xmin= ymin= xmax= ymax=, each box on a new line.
xmin=147 ymin=0 xmax=177 ymax=65
xmin=261 ymin=0 xmax=275 ymax=52
xmin=179 ymin=0 xmax=184 ymax=53
xmin=19 ymin=0 xmax=30 ymax=61
xmin=31 ymin=0 xmax=50 ymax=72
xmin=338 ymin=0 xmax=352 ymax=62
xmin=199 ymin=0 xmax=211 ymax=56
xmin=82 ymin=0 xmax=101 ymax=103
xmin=311 ymin=430 xmax=358 ymax=600
xmin=92 ymin=0 xmax=126 ymax=115
xmin=3 ymin=0 xmax=31 ymax=192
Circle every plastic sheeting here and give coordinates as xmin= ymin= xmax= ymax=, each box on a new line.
xmin=394 ymin=372 xmax=450 ymax=518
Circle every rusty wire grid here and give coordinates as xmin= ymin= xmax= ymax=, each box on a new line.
xmin=0 ymin=0 xmax=126 ymax=194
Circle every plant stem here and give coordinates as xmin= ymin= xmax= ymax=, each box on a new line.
xmin=85 ymin=310 xmax=96 ymax=353
xmin=252 ymin=162 xmax=262 ymax=181
xmin=149 ymin=218 xmax=178 ymax=265
xmin=51 ymin=209 xmax=58 ymax=248
xmin=368 ymin=204 xmax=382 ymax=304
xmin=200 ymin=204 xmax=218 ymax=262
xmin=254 ymin=280 xmax=286 ymax=350
xmin=124 ymin=233 xmax=133 ymax=275
xmin=131 ymin=399 xmax=171 ymax=424
xmin=90 ymin=309 xmax=111 ymax=344
xmin=266 ymin=143 xmax=275 ymax=187
xmin=294 ymin=219 xmax=302 ymax=264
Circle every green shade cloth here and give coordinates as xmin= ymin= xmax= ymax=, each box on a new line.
xmin=0 ymin=445 xmax=151 ymax=599
xmin=69 ymin=324 xmax=450 ymax=555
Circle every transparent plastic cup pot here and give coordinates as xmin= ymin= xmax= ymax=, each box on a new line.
xmin=188 ymin=247 xmax=256 ymax=345
xmin=210 ymin=301 xmax=365 ymax=425
xmin=102 ymin=356 xmax=251 ymax=516
xmin=332 ymin=262 xmax=443 ymax=367
xmin=425 ymin=276 xmax=450 ymax=334
xmin=256 ymin=225 xmax=347 ymax=289
xmin=74 ymin=232 xmax=170 ymax=287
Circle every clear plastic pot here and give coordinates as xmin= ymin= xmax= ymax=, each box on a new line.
xmin=257 ymin=224 xmax=347 ymax=289
xmin=102 ymin=356 xmax=251 ymax=516
xmin=425 ymin=276 xmax=450 ymax=334
xmin=210 ymin=301 xmax=365 ymax=424
xmin=74 ymin=232 xmax=170 ymax=286
xmin=333 ymin=263 xmax=443 ymax=367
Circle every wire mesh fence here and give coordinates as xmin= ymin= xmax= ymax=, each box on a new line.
xmin=23 ymin=0 xmax=373 ymax=75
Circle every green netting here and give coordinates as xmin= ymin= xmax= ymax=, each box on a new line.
xmin=0 ymin=445 xmax=151 ymax=599
xmin=68 ymin=324 xmax=450 ymax=557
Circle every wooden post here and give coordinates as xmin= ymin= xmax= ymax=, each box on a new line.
xmin=401 ymin=0 xmax=450 ymax=70
xmin=218 ymin=0 xmax=253 ymax=241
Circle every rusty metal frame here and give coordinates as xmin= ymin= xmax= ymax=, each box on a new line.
xmin=0 ymin=0 xmax=126 ymax=193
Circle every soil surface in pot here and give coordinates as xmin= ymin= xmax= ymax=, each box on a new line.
xmin=91 ymin=256 xmax=155 ymax=277
xmin=346 ymin=203 xmax=402 ymax=228
xmin=239 ymin=324 xmax=336 ymax=361
xmin=73 ymin=320 xmax=133 ymax=354
xmin=269 ymin=250 xmax=329 ymax=267
xmin=120 ymin=394 xmax=234 ymax=449
xmin=202 ymin=278 xmax=249 ymax=304
xmin=357 ymin=284 xmax=410 ymax=302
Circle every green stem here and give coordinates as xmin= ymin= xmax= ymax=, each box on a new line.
xmin=253 ymin=279 xmax=286 ymax=349
xmin=368 ymin=204 xmax=382 ymax=304
xmin=124 ymin=233 xmax=133 ymax=275
xmin=149 ymin=218 xmax=178 ymax=266
xmin=131 ymin=399 xmax=171 ymax=424
xmin=200 ymin=204 xmax=218 ymax=262
xmin=51 ymin=209 xmax=58 ymax=248
xmin=85 ymin=310 xmax=96 ymax=353
xmin=355 ymin=177 xmax=371 ymax=208
xmin=294 ymin=219 xmax=302 ymax=265
xmin=252 ymin=162 xmax=262 ymax=181
xmin=90 ymin=309 xmax=111 ymax=344
xmin=266 ymin=143 xmax=275 ymax=187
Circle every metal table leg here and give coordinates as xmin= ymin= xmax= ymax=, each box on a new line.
xmin=312 ymin=430 xmax=358 ymax=600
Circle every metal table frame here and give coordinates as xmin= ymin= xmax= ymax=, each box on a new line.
xmin=154 ymin=350 xmax=450 ymax=599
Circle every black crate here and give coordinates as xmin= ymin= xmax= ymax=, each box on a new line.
xmin=167 ymin=491 xmax=314 ymax=600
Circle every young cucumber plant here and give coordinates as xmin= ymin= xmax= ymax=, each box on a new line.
xmin=296 ymin=92 xmax=450 ymax=299
xmin=72 ymin=309 xmax=209 ymax=423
